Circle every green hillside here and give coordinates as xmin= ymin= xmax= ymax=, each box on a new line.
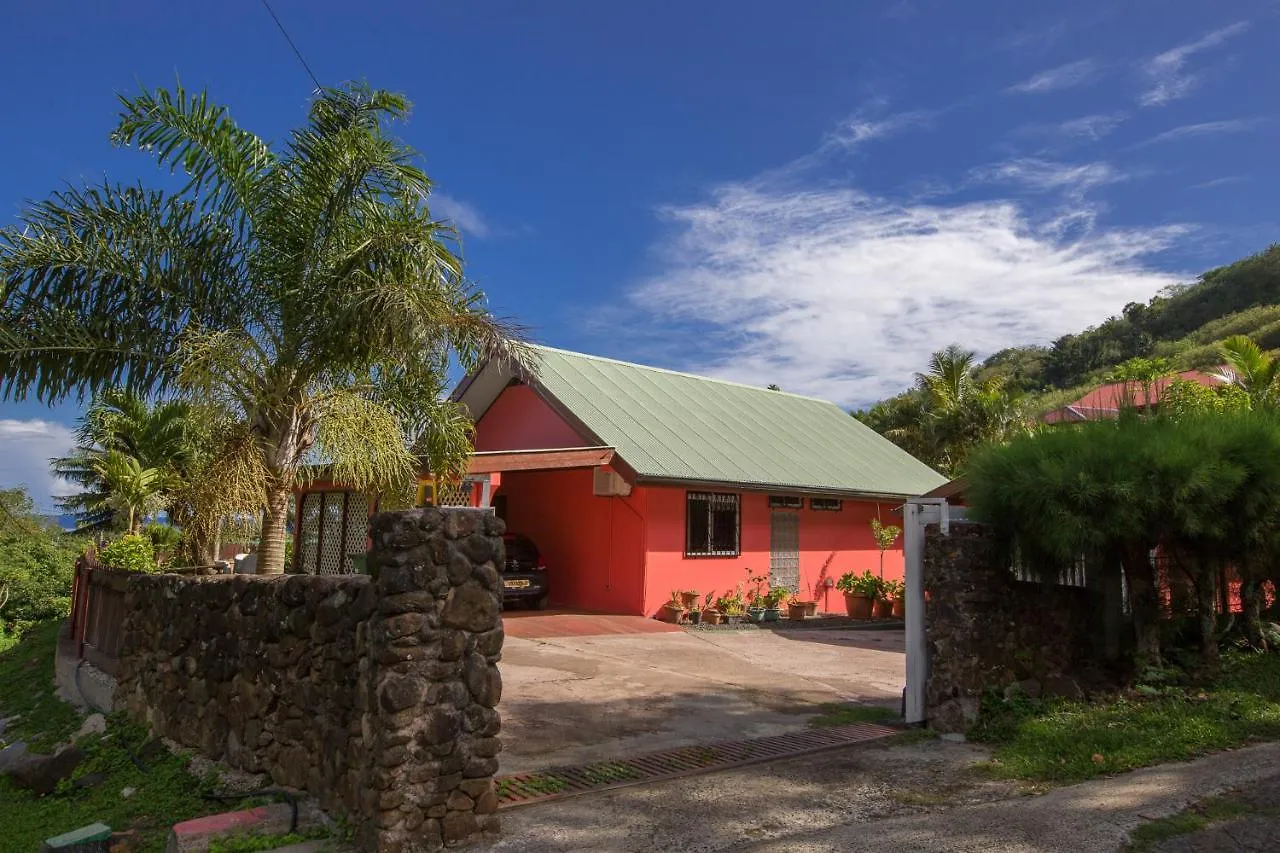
xmin=855 ymin=244 xmax=1280 ymax=469
xmin=967 ymin=244 xmax=1280 ymax=407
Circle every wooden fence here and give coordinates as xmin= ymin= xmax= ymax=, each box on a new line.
xmin=68 ymin=554 xmax=130 ymax=677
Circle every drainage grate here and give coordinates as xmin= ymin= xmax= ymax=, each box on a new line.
xmin=494 ymin=722 xmax=897 ymax=808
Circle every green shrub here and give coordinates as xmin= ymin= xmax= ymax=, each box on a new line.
xmin=100 ymin=534 xmax=158 ymax=573
xmin=836 ymin=570 xmax=882 ymax=597
xmin=0 ymin=488 xmax=81 ymax=635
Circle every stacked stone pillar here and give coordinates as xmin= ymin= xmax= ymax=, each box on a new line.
xmin=362 ymin=508 xmax=505 ymax=851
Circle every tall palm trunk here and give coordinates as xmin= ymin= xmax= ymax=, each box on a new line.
xmin=253 ymin=405 xmax=313 ymax=575
xmin=258 ymin=481 xmax=292 ymax=575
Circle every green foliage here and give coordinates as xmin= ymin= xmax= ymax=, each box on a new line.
xmin=142 ymin=522 xmax=183 ymax=551
xmin=968 ymin=409 xmax=1280 ymax=665
xmin=208 ymin=828 xmax=330 ymax=853
xmin=870 ymin=518 xmax=901 ymax=551
xmin=0 ymin=488 xmax=81 ymax=635
xmin=100 ymin=534 xmax=158 ymax=573
xmin=0 ymin=82 xmax=521 ymax=574
xmin=1160 ymin=379 xmax=1250 ymax=421
xmin=855 ymin=346 xmax=1029 ymax=475
xmin=971 ymin=653 xmax=1280 ymax=783
xmin=836 ymin=569 xmax=883 ymax=597
xmin=1126 ymin=797 xmax=1270 ymax=851
xmin=0 ymin=621 xmax=83 ymax=750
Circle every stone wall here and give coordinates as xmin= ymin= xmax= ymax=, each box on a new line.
xmin=924 ymin=521 xmax=1102 ymax=732
xmin=116 ymin=508 xmax=506 ymax=851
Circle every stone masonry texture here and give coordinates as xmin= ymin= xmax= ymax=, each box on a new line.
xmin=923 ymin=521 xmax=1100 ymax=732
xmin=116 ymin=507 xmax=506 ymax=851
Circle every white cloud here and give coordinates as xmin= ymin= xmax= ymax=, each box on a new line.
xmin=1131 ymin=118 xmax=1264 ymax=148
xmin=1018 ymin=113 xmax=1128 ymax=144
xmin=432 ymin=193 xmax=491 ymax=238
xmin=0 ymin=419 xmax=76 ymax=513
xmin=1139 ymin=21 xmax=1249 ymax=107
xmin=627 ymin=169 xmax=1185 ymax=406
xmin=824 ymin=108 xmax=939 ymax=153
xmin=1189 ymin=176 xmax=1247 ymax=190
xmin=1006 ymin=59 xmax=1101 ymax=94
xmin=970 ymin=158 xmax=1126 ymax=199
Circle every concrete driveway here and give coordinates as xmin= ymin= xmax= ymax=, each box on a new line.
xmin=498 ymin=623 xmax=904 ymax=773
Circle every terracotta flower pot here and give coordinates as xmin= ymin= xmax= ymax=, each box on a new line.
xmin=702 ymin=609 xmax=722 ymax=625
xmin=844 ymin=593 xmax=874 ymax=619
xmin=873 ymin=598 xmax=894 ymax=619
xmin=658 ymin=603 xmax=685 ymax=624
xmin=891 ymin=597 xmax=905 ymax=618
xmin=679 ymin=591 xmax=699 ymax=609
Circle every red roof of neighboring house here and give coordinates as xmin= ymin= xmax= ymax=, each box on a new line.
xmin=1043 ymin=370 xmax=1223 ymax=424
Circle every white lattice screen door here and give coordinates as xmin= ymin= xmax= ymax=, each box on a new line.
xmin=770 ymin=511 xmax=800 ymax=593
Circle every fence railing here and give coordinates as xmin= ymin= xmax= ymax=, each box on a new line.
xmin=69 ymin=555 xmax=130 ymax=677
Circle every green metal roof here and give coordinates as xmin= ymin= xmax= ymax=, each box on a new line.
xmin=524 ymin=345 xmax=946 ymax=498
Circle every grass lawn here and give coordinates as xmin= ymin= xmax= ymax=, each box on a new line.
xmin=808 ymin=703 xmax=902 ymax=727
xmin=970 ymin=653 xmax=1280 ymax=783
xmin=0 ymin=621 xmax=239 ymax=853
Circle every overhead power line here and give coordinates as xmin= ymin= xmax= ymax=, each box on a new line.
xmin=258 ymin=0 xmax=322 ymax=90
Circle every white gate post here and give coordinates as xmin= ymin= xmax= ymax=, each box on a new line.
xmin=903 ymin=499 xmax=929 ymax=725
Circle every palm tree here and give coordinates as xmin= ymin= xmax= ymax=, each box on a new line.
xmin=52 ymin=388 xmax=198 ymax=531
xmin=915 ymin=345 xmax=1027 ymax=475
xmin=88 ymin=451 xmax=175 ymax=534
xmin=1211 ymin=335 xmax=1280 ymax=408
xmin=0 ymin=83 xmax=517 ymax=573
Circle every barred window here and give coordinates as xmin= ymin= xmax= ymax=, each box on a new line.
xmin=686 ymin=492 xmax=740 ymax=557
xmin=810 ymin=498 xmax=843 ymax=512
xmin=768 ymin=495 xmax=803 ymax=509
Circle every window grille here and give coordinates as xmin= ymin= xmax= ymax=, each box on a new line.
xmin=686 ymin=492 xmax=740 ymax=556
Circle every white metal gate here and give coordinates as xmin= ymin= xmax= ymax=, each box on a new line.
xmin=769 ymin=511 xmax=800 ymax=593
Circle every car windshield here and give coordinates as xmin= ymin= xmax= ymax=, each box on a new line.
xmin=504 ymin=535 xmax=539 ymax=563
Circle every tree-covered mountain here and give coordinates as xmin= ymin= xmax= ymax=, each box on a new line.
xmin=981 ymin=244 xmax=1280 ymax=397
xmin=856 ymin=243 xmax=1280 ymax=469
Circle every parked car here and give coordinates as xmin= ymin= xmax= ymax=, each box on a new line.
xmin=502 ymin=533 xmax=549 ymax=609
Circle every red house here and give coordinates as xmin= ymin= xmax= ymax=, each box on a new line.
xmin=295 ymin=346 xmax=946 ymax=615
xmin=1042 ymin=370 xmax=1223 ymax=424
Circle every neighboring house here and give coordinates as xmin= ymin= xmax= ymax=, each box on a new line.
xmin=1042 ymin=371 xmax=1223 ymax=424
xmin=295 ymin=345 xmax=946 ymax=616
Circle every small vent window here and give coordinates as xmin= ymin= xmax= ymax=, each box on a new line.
xmin=686 ymin=492 xmax=740 ymax=557
xmin=768 ymin=495 xmax=803 ymax=509
xmin=811 ymin=498 xmax=843 ymax=512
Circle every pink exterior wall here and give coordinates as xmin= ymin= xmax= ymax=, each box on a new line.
xmin=496 ymin=468 xmax=645 ymax=614
xmin=640 ymin=487 xmax=902 ymax=616
xmin=473 ymin=384 xmax=587 ymax=452
xmin=471 ymin=383 xmax=908 ymax=617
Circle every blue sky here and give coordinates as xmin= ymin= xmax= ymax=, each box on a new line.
xmin=2 ymin=1 xmax=1277 ymax=508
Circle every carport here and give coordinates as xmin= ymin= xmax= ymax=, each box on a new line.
xmin=469 ymin=447 xmax=646 ymax=614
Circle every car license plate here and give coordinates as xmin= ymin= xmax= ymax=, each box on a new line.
xmin=504 ymin=579 xmax=530 ymax=590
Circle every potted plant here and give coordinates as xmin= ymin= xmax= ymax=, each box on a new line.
xmin=744 ymin=569 xmax=768 ymax=622
xmin=716 ymin=591 xmax=745 ymax=625
xmin=679 ymin=589 xmax=700 ymax=610
xmin=873 ymin=582 xmax=894 ymax=619
xmin=884 ymin=579 xmax=906 ymax=618
xmin=836 ymin=570 xmax=880 ymax=619
xmin=658 ymin=590 xmax=686 ymax=624
xmin=870 ymin=517 xmax=902 ymax=579
xmin=700 ymin=591 xmax=722 ymax=625
xmin=761 ymin=586 xmax=788 ymax=622
xmin=787 ymin=594 xmax=818 ymax=620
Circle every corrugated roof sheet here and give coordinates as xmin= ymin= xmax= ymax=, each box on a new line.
xmin=525 ymin=345 xmax=946 ymax=497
